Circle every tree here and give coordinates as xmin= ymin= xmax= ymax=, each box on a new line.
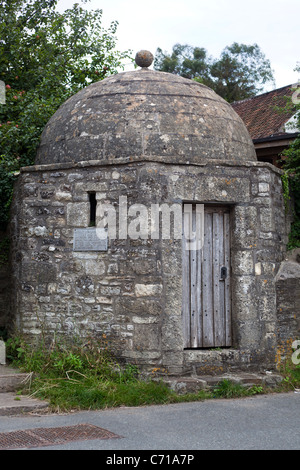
xmin=154 ymin=43 xmax=211 ymax=81
xmin=154 ymin=42 xmax=275 ymax=103
xmin=209 ymin=43 xmax=275 ymax=103
xmin=0 ymin=0 xmax=130 ymax=229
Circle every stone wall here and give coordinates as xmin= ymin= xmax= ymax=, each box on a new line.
xmin=0 ymin=264 xmax=10 ymax=330
xmin=8 ymin=158 xmax=288 ymax=374
xmin=0 ymin=232 xmax=10 ymax=332
xmin=275 ymin=256 xmax=300 ymax=367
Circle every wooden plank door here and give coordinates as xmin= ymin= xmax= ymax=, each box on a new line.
xmin=182 ymin=205 xmax=231 ymax=348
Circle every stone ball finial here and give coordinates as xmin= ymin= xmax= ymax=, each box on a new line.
xmin=135 ymin=50 xmax=154 ymax=68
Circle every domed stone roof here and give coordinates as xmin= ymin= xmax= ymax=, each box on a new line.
xmin=36 ymin=61 xmax=256 ymax=165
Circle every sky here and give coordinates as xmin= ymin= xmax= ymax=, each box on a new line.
xmin=57 ymin=0 xmax=299 ymax=91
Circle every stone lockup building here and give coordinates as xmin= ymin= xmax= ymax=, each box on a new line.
xmin=8 ymin=51 xmax=292 ymax=376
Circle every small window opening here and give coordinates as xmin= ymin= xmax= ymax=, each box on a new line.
xmin=89 ymin=192 xmax=97 ymax=226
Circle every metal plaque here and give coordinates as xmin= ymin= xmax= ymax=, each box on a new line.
xmin=73 ymin=228 xmax=108 ymax=252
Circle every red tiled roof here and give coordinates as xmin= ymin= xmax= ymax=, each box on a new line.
xmin=231 ymin=84 xmax=297 ymax=140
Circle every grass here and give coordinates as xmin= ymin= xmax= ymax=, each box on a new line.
xmin=5 ymin=335 xmax=300 ymax=412
xmin=212 ymin=379 xmax=264 ymax=398
xmin=5 ymin=335 xmax=192 ymax=411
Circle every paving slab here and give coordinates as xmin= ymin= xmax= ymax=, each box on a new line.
xmin=0 ymin=392 xmax=49 ymax=416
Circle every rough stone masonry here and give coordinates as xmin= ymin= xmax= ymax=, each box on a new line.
xmin=9 ymin=157 xmax=287 ymax=375
xmin=6 ymin=54 xmax=296 ymax=376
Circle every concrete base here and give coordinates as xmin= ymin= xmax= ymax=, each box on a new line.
xmin=159 ymin=372 xmax=284 ymax=394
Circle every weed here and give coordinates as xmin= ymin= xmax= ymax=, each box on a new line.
xmin=248 ymin=385 xmax=264 ymax=395
xmin=279 ymin=360 xmax=300 ymax=391
xmin=213 ymin=379 xmax=264 ymax=399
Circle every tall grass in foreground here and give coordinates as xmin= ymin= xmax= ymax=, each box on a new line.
xmin=6 ymin=335 xmax=210 ymax=410
xmin=5 ymin=335 xmax=300 ymax=411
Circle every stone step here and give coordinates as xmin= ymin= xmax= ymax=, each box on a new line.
xmin=160 ymin=372 xmax=284 ymax=394
xmin=0 ymin=365 xmax=48 ymax=415
xmin=0 ymin=365 xmax=30 ymax=393
xmin=0 ymin=392 xmax=49 ymax=416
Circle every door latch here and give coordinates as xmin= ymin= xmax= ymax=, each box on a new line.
xmin=220 ymin=266 xmax=227 ymax=280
